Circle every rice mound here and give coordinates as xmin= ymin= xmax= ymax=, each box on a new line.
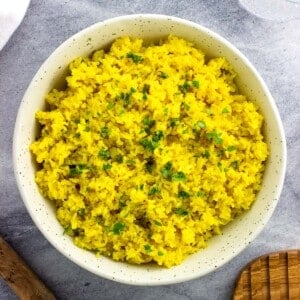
xmin=30 ymin=35 xmax=268 ymax=268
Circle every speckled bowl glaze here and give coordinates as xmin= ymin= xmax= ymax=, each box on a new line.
xmin=13 ymin=14 xmax=286 ymax=285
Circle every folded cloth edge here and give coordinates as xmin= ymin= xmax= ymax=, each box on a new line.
xmin=0 ymin=0 xmax=31 ymax=51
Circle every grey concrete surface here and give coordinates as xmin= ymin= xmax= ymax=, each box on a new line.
xmin=0 ymin=0 xmax=299 ymax=299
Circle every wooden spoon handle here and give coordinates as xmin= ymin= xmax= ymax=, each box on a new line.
xmin=0 ymin=236 xmax=55 ymax=300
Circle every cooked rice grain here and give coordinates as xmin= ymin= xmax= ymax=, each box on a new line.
xmin=30 ymin=36 xmax=268 ymax=267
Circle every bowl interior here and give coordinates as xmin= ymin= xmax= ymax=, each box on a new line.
xmin=13 ymin=14 xmax=286 ymax=285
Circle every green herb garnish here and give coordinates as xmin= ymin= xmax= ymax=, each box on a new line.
xmin=231 ymin=160 xmax=239 ymax=170
xmin=171 ymin=171 xmax=186 ymax=181
xmin=192 ymin=80 xmax=200 ymax=88
xmin=148 ymin=186 xmax=160 ymax=196
xmin=196 ymin=191 xmax=205 ymax=197
xmin=154 ymin=220 xmax=162 ymax=226
xmin=196 ymin=121 xmax=206 ymax=129
xmin=77 ymin=208 xmax=86 ymax=217
xmin=179 ymin=82 xmax=191 ymax=94
xmin=100 ymin=126 xmax=110 ymax=138
xmin=140 ymin=138 xmax=158 ymax=152
xmin=217 ymin=162 xmax=222 ymax=171
xmin=126 ymin=52 xmax=143 ymax=64
xmin=144 ymin=244 xmax=152 ymax=253
xmin=126 ymin=159 xmax=136 ymax=166
xmin=69 ymin=164 xmax=86 ymax=176
xmin=206 ymin=131 xmax=223 ymax=145
xmin=103 ymin=163 xmax=112 ymax=171
xmin=170 ymin=118 xmax=179 ymax=128
xmin=63 ymin=225 xmax=73 ymax=236
xmin=159 ymin=72 xmax=169 ymax=79
xmin=202 ymin=150 xmax=210 ymax=159
xmin=227 ymin=145 xmax=236 ymax=152
xmin=222 ymin=107 xmax=229 ymax=114
xmin=142 ymin=116 xmax=155 ymax=134
xmin=152 ymin=131 xmax=164 ymax=142
xmin=173 ymin=208 xmax=189 ymax=216
xmin=115 ymin=154 xmax=123 ymax=163
xmin=178 ymin=190 xmax=190 ymax=199
xmin=112 ymin=222 xmax=125 ymax=234
xmin=160 ymin=161 xmax=173 ymax=180
xmin=157 ymin=251 xmax=164 ymax=256
xmin=183 ymin=102 xmax=190 ymax=111
xmin=98 ymin=148 xmax=111 ymax=160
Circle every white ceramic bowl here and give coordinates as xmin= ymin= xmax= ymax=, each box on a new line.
xmin=13 ymin=14 xmax=286 ymax=285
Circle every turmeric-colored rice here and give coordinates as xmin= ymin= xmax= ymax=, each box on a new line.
xmin=30 ymin=35 xmax=268 ymax=267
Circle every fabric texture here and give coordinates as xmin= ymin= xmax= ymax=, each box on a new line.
xmin=0 ymin=0 xmax=30 ymax=50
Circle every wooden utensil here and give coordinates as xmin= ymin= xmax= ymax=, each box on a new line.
xmin=0 ymin=236 xmax=55 ymax=300
xmin=233 ymin=250 xmax=300 ymax=299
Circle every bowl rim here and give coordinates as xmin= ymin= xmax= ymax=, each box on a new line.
xmin=13 ymin=13 xmax=287 ymax=285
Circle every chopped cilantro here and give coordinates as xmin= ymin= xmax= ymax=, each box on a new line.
xmin=100 ymin=126 xmax=110 ymax=138
xmin=202 ymin=150 xmax=210 ymax=159
xmin=98 ymin=148 xmax=111 ymax=160
xmin=154 ymin=220 xmax=162 ymax=226
xmin=196 ymin=121 xmax=206 ymax=129
xmin=126 ymin=159 xmax=135 ymax=166
xmin=227 ymin=145 xmax=236 ymax=152
xmin=119 ymin=200 xmax=127 ymax=208
xmin=140 ymin=138 xmax=158 ymax=152
xmin=85 ymin=127 xmax=90 ymax=132
xmin=164 ymin=108 xmax=169 ymax=116
xmin=170 ymin=118 xmax=179 ymax=128
xmin=112 ymin=222 xmax=125 ymax=234
xmin=107 ymin=102 xmax=114 ymax=109
xmin=178 ymin=190 xmax=190 ymax=199
xmin=77 ymin=208 xmax=86 ymax=217
xmin=142 ymin=116 xmax=155 ymax=134
xmin=179 ymin=82 xmax=191 ymax=94
xmin=126 ymin=52 xmax=143 ymax=64
xmin=172 ymin=171 xmax=186 ymax=181
xmin=231 ymin=160 xmax=239 ymax=170
xmin=63 ymin=225 xmax=73 ymax=236
xmin=183 ymin=102 xmax=190 ymax=110
xmin=196 ymin=191 xmax=205 ymax=197
xmin=158 ymin=251 xmax=164 ymax=256
xmin=152 ymin=130 xmax=164 ymax=142
xmin=142 ymin=84 xmax=150 ymax=94
xmin=69 ymin=164 xmax=86 ymax=176
xmin=159 ymin=72 xmax=169 ymax=79
xmin=115 ymin=154 xmax=123 ymax=163
xmin=148 ymin=186 xmax=160 ymax=196
xmin=206 ymin=131 xmax=223 ymax=145
xmin=222 ymin=107 xmax=229 ymax=114
xmin=144 ymin=244 xmax=152 ymax=253
xmin=192 ymin=80 xmax=200 ymax=88
xmin=103 ymin=163 xmax=112 ymax=171
xmin=182 ymin=128 xmax=189 ymax=134
xmin=139 ymin=184 xmax=144 ymax=190
xmin=142 ymin=84 xmax=150 ymax=100
xmin=160 ymin=161 xmax=173 ymax=180
xmin=119 ymin=194 xmax=127 ymax=208
xmin=217 ymin=162 xmax=222 ymax=171
xmin=173 ymin=207 xmax=189 ymax=216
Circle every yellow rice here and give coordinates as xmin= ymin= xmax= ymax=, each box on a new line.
xmin=30 ymin=35 xmax=268 ymax=268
